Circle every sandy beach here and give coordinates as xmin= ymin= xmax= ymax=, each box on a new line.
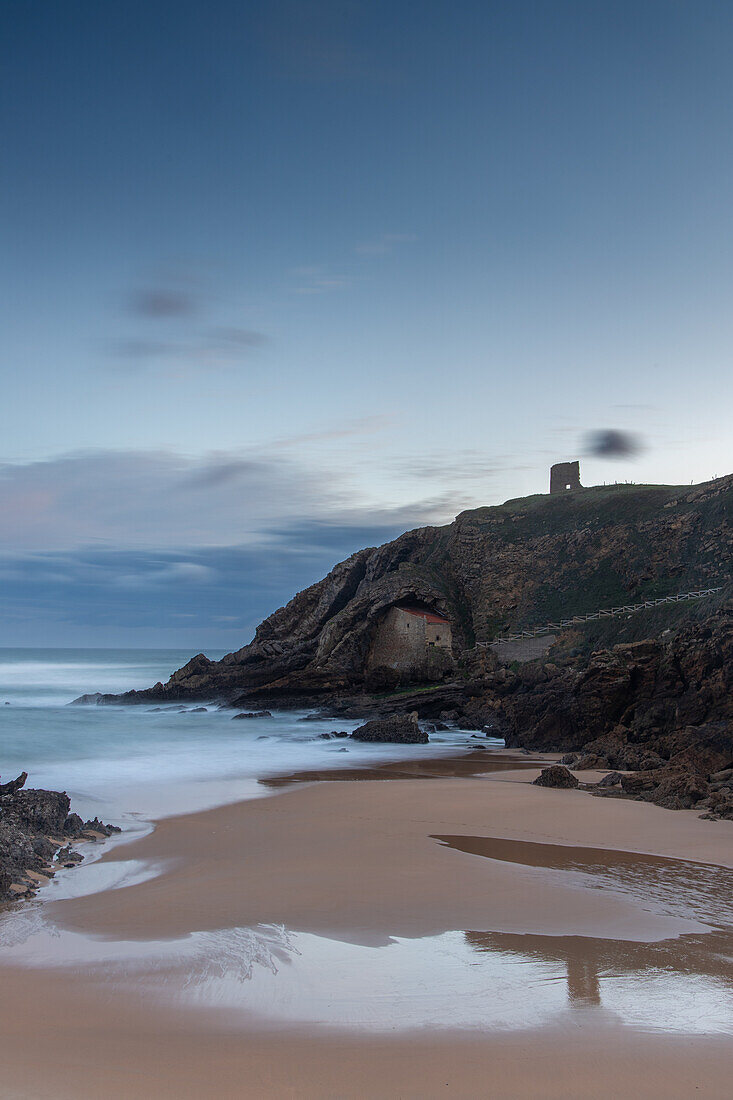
xmin=1 ymin=753 xmax=732 ymax=1098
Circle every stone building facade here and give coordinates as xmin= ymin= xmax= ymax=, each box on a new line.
xmin=367 ymin=605 xmax=454 ymax=685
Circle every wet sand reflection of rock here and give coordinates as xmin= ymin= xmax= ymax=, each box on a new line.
xmin=465 ymin=928 xmax=733 ymax=1013
xmin=438 ymin=833 xmax=733 ymax=1020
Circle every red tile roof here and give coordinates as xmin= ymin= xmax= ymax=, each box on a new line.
xmin=398 ymin=606 xmax=450 ymax=624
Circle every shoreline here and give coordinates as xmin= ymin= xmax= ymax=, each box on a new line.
xmin=1 ymin=747 xmax=732 ymax=1097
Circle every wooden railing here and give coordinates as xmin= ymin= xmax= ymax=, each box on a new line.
xmin=476 ymin=586 xmax=724 ymax=648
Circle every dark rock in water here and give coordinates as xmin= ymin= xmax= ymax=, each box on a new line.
xmin=533 ymin=765 xmax=579 ymax=789
xmin=82 ymin=817 xmax=121 ymax=837
xmin=351 ymin=712 xmax=428 ymax=744
xmin=189 ymin=707 xmax=208 ymax=713
xmin=56 ymin=845 xmax=84 ymax=866
xmin=70 ymin=692 xmax=106 ymax=705
xmin=232 ymin=710 xmax=272 ymax=720
xmin=332 ymin=731 xmax=349 ymax=738
xmin=319 ymin=732 xmax=332 ymax=739
xmin=597 ymin=771 xmax=623 ymax=788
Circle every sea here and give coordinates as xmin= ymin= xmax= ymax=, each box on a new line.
xmin=0 ymin=647 xmax=488 ymax=825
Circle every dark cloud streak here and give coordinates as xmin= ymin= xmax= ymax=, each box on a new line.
xmin=129 ymin=288 xmax=197 ymax=318
xmin=585 ymin=429 xmax=644 ymax=458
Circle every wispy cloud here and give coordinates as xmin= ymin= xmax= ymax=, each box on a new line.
xmin=290 ymin=265 xmax=349 ymax=294
xmin=354 ymin=233 xmax=417 ymax=256
xmin=109 ymin=278 xmax=268 ymax=374
xmin=128 ymin=288 xmax=197 ymax=318
xmin=0 ymin=435 xmax=480 ymax=558
xmin=272 ymin=414 xmax=392 ymax=449
xmin=258 ymin=0 xmax=399 ymax=85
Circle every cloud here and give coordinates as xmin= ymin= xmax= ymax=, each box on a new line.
xmin=111 ymin=274 xmax=268 ymax=373
xmin=110 ymin=338 xmax=179 ymax=361
xmin=0 ymin=437 xmax=507 ymax=643
xmin=0 ymin=441 xmax=468 ymax=557
xmin=208 ymin=328 xmax=267 ymax=348
xmin=0 ymin=516 xmax=419 ymax=645
xmin=584 ymin=429 xmax=644 ymax=458
xmin=272 ymin=414 xmax=392 ymax=449
xmin=354 ymin=233 xmax=417 ymax=256
xmin=109 ymin=327 xmax=267 ymax=374
xmin=129 ymin=289 xmax=197 ymax=318
xmin=258 ymin=0 xmax=398 ymax=85
xmin=0 ymin=450 xmax=343 ymax=553
xmin=290 ymin=265 xmax=349 ymax=294
xmin=113 ymin=561 xmax=216 ymax=589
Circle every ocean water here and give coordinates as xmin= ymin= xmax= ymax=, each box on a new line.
xmin=0 ymin=648 xmax=489 ymax=823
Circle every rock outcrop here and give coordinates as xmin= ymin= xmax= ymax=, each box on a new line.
xmin=503 ymin=610 xmax=733 ymax=817
xmin=0 ymin=774 xmax=120 ymax=903
xmin=350 ymin=712 xmax=428 ymax=744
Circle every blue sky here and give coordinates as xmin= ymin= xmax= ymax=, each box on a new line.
xmin=2 ymin=1 xmax=732 ymax=646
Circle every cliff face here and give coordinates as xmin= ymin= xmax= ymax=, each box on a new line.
xmin=113 ymin=473 xmax=732 ymax=705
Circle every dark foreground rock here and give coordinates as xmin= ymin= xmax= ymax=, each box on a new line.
xmin=533 ymin=765 xmax=579 ymax=789
xmin=350 ymin=712 xmax=429 ymax=744
xmin=0 ymin=773 xmax=120 ymax=903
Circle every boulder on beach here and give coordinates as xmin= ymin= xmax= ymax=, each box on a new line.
xmin=533 ymin=765 xmax=579 ymax=789
xmin=350 ymin=712 xmax=428 ymax=744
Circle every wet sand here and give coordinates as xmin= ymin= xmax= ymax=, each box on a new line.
xmin=1 ymin=752 xmax=732 ymax=1097
xmin=0 ymin=965 xmax=732 ymax=1100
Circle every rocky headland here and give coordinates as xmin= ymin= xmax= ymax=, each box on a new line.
xmin=0 ymin=772 xmax=120 ymax=903
xmin=80 ymin=473 xmax=732 ymax=819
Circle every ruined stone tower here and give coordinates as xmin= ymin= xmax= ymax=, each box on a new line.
xmin=550 ymin=460 xmax=582 ymax=494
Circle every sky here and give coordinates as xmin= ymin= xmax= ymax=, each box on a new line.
xmin=2 ymin=0 xmax=732 ymax=647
